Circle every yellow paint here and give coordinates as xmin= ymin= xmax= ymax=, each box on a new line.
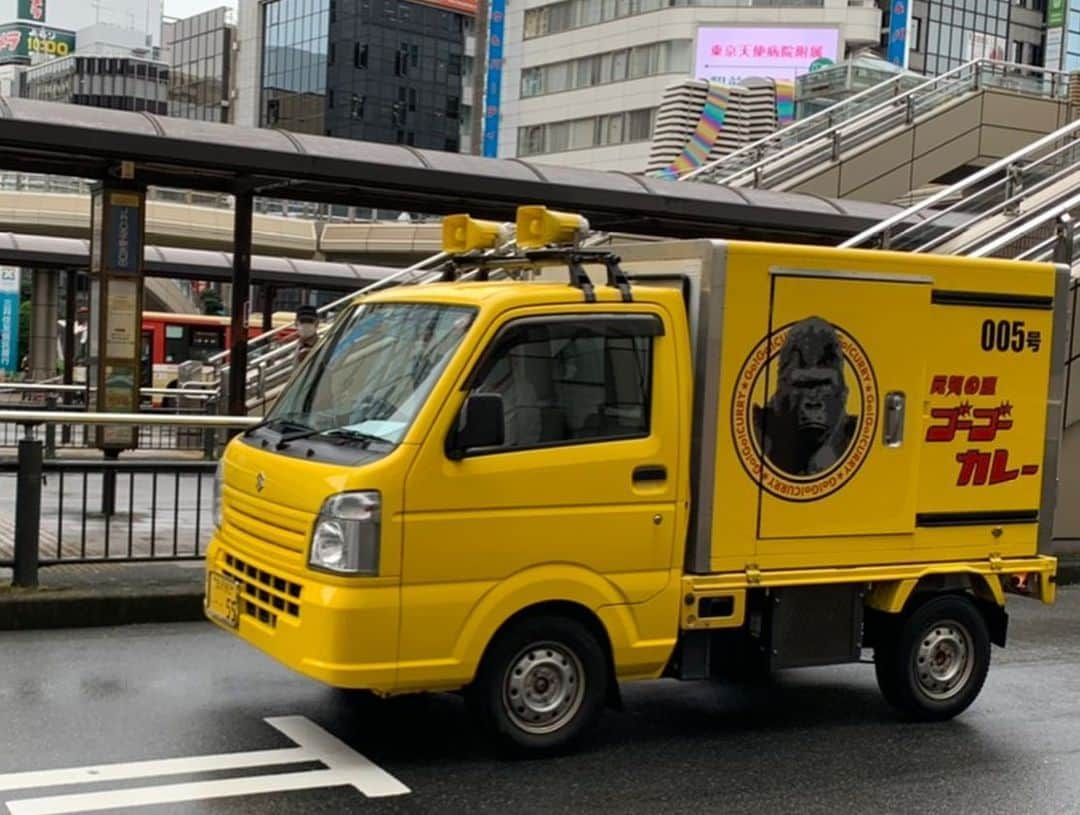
xmin=205 ymin=237 xmax=1061 ymax=696
xmin=515 ymin=206 xmax=588 ymax=248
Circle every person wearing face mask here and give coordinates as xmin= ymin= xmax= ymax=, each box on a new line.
xmin=294 ymin=304 xmax=320 ymax=364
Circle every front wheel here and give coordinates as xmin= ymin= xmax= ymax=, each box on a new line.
xmin=874 ymin=594 xmax=991 ymax=721
xmin=468 ymin=616 xmax=608 ymax=756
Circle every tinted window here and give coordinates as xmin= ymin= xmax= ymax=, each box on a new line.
xmin=469 ymin=316 xmax=656 ymax=451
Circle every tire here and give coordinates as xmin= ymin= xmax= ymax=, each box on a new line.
xmin=873 ymin=594 xmax=991 ymax=721
xmin=467 ymin=615 xmax=609 ymax=756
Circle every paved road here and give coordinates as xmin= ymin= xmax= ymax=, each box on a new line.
xmin=1 ymin=589 xmax=1080 ymax=814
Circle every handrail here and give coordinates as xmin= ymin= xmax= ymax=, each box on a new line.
xmin=678 ymin=67 xmax=918 ymax=182
xmin=683 ymin=59 xmax=1070 ymax=188
xmin=0 ymin=383 xmax=218 ymax=399
xmin=968 ymin=190 xmax=1080 ymax=259
xmin=897 ymin=138 xmax=1080 ymax=254
xmin=208 ymin=250 xmax=450 ymax=365
xmin=0 ymin=410 xmax=260 ymax=427
xmin=841 ymin=116 xmax=1080 ymax=249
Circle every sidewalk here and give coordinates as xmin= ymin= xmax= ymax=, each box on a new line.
xmin=0 ymin=561 xmax=204 ymax=629
xmin=0 ymin=546 xmax=1078 ymax=631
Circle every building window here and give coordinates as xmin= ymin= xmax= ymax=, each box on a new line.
xmin=466 ymin=316 xmax=655 ymax=451
xmin=520 ymin=39 xmax=691 ymax=98
xmin=516 ymin=107 xmax=656 ymax=156
xmin=351 ymin=93 xmax=364 ymax=118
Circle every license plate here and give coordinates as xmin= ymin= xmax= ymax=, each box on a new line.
xmin=207 ymin=572 xmax=240 ymax=628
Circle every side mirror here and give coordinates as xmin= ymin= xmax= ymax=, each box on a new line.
xmin=447 ymin=393 xmax=505 ymax=460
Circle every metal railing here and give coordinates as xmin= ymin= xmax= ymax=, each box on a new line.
xmin=0 ymin=411 xmax=259 ymax=587
xmin=680 ymin=60 xmax=1071 ymax=189
xmin=842 ymin=117 xmax=1080 ymax=253
xmin=0 ymin=383 xmax=227 ymax=456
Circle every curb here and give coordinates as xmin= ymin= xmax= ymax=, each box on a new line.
xmin=0 ymin=587 xmax=205 ymax=630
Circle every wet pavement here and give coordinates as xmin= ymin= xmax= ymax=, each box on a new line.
xmin=0 ymin=588 xmax=1079 ymax=814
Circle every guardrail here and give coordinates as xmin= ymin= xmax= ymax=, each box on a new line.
xmin=0 ymin=411 xmax=259 ymax=588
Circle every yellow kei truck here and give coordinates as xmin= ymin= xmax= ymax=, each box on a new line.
xmin=206 ymin=214 xmax=1065 ymax=754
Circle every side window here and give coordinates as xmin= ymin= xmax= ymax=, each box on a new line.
xmin=468 ymin=315 xmax=659 ymax=451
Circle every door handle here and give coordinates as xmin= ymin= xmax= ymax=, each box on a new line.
xmin=883 ymin=391 xmax=905 ymax=447
xmin=633 ymin=465 xmax=667 ymax=483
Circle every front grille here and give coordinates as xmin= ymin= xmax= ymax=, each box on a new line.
xmin=222 ymin=553 xmax=302 ymax=629
xmin=222 ymin=486 xmax=311 ymax=554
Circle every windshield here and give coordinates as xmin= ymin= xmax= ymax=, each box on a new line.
xmin=267 ymin=302 xmax=476 ymax=445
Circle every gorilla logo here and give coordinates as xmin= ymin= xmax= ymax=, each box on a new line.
xmin=731 ymin=317 xmax=877 ymax=502
xmin=753 ymin=317 xmax=856 ymax=476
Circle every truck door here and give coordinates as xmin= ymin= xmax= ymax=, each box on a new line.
xmin=399 ymin=308 xmax=681 ymax=683
xmin=753 ymin=272 xmax=930 ymax=542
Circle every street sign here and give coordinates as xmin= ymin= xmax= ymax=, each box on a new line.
xmin=0 ymin=716 xmax=409 ymax=814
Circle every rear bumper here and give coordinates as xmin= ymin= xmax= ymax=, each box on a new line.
xmin=205 ymin=534 xmax=400 ymax=691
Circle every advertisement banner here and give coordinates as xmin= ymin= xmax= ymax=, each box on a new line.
xmin=482 ymin=0 xmax=505 ymax=158
xmin=886 ymin=0 xmax=910 ymax=69
xmin=0 ymin=22 xmax=73 ymax=63
xmin=694 ymin=27 xmax=840 ymax=85
xmin=1048 ymin=0 xmax=1066 ymax=28
xmin=106 ymin=192 xmax=143 ymax=275
xmin=0 ymin=267 xmax=18 ymax=374
xmin=1046 ymin=28 xmax=1064 ymax=72
xmin=17 ymin=0 xmax=45 ymax=23
xmin=962 ymin=32 xmax=1006 ymax=62
xmin=404 ymin=0 xmax=475 ymax=14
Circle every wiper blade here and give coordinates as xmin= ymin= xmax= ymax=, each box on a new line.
xmin=274 ymin=426 xmax=391 ymax=450
xmin=322 ymin=427 xmax=391 ymax=446
xmin=245 ymin=416 xmax=311 ymax=438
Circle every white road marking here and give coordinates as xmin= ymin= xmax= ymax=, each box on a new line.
xmin=2 ymin=716 xmax=409 ymax=814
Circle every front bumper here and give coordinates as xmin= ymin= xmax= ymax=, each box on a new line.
xmin=205 ymin=533 xmax=400 ymax=691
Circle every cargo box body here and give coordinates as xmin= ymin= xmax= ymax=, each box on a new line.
xmin=617 ymin=239 xmax=1068 ymax=576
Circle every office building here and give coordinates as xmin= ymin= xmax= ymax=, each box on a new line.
xmin=885 ymin=1 xmax=1046 ymax=75
xmin=20 ymin=51 xmax=168 ymax=113
xmin=236 ymin=0 xmax=477 ymax=152
xmin=163 ymin=6 xmax=234 ymax=123
xmin=497 ymin=0 xmax=881 ymax=171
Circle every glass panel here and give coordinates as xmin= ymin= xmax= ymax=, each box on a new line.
xmin=470 ymin=323 xmax=652 ymax=450
xmin=270 ymin=303 xmax=476 ymax=445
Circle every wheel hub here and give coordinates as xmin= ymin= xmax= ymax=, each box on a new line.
xmin=914 ymin=621 xmax=974 ymax=701
xmin=503 ymin=642 xmax=585 ymax=735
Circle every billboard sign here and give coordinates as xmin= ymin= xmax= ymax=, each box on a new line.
xmin=482 ymin=0 xmax=505 ymax=157
xmin=886 ymin=0 xmax=910 ymax=68
xmin=694 ymin=27 xmax=840 ymax=85
xmin=405 ymin=0 xmax=476 ymax=15
xmin=17 ymin=0 xmax=45 ymax=23
xmin=0 ymin=267 xmax=19 ymax=374
xmin=0 ymin=22 xmax=74 ymax=63
xmin=963 ymin=32 xmax=1006 ymax=62
xmin=1048 ymin=0 xmax=1066 ymax=28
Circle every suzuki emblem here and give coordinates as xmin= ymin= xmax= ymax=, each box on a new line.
xmin=255 ymin=473 xmax=266 ymax=493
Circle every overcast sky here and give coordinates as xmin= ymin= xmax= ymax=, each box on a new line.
xmin=163 ymin=0 xmax=238 ymax=20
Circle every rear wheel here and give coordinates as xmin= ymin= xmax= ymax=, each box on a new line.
xmin=468 ymin=615 xmax=608 ymax=756
xmin=874 ymin=594 xmax=990 ymax=721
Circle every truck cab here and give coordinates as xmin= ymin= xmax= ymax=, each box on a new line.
xmin=207 ymin=212 xmax=1063 ymax=754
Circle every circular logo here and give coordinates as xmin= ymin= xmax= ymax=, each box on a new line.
xmin=809 ymin=57 xmax=835 ymax=73
xmin=731 ymin=317 xmax=878 ymax=502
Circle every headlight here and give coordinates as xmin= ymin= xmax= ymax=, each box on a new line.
xmin=213 ymin=460 xmax=223 ymax=529
xmin=309 ymin=491 xmax=380 ymax=575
